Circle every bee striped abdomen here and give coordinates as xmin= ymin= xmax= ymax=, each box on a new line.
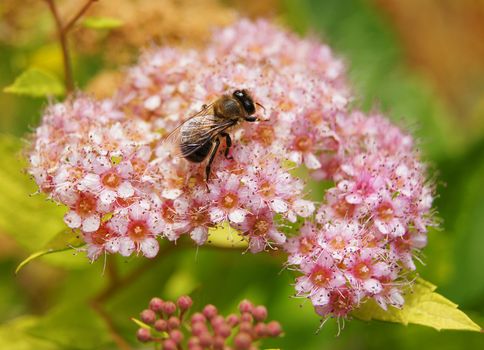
xmin=182 ymin=140 xmax=213 ymax=163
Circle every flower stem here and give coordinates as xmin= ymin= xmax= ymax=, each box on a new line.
xmin=63 ymin=0 xmax=99 ymax=33
xmin=43 ymin=0 xmax=98 ymax=94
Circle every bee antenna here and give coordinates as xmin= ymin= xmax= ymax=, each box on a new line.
xmin=255 ymin=102 xmax=266 ymax=112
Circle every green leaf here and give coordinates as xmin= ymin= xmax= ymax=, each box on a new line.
xmin=0 ymin=135 xmax=65 ymax=252
xmin=82 ymin=16 xmax=123 ymax=29
xmin=0 ymin=135 xmax=66 ymax=250
xmin=207 ymin=221 xmax=248 ymax=248
xmin=436 ymin=145 xmax=484 ymax=304
xmin=15 ymin=230 xmax=85 ymax=274
xmin=26 ymin=303 xmax=113 ymax=349
xmin=3 ymin=67 xmax=64 ymax=97
xmin=131 ymin=317 xmax=152 ymax=330
xmin=353 ymin=278 xmax=482 ymax=331
xmin=0 ymin=316 xmax=57 ymax=350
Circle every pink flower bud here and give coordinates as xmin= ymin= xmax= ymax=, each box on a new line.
xmin=198 ymin=331 xmax=213 ymax=348
xmin=240 ymin=312 xmax=253 ymax=323
xmin=188 ymin=336 xmax=200 ymax=347
xmin=238 ymin=321 xmax=252 ymax=334
xmin=154 ymin=319 xmax=167 ymax=332
xmin=214 ymin=322 xmax=231 ymax=338
xmin=234 ymin=332 xmax=252 ymax=350
xmin=168 ymin=316 xmax=180 ymax=329
xmin=177 ymin=295 xmax=193 ymax=311
xmin=140 ymin=309 xmax=156 ymax=324
xmin=210 ymin=315 xmax=225 ymax=328
xmin=169 ymin=329 xmax=184 ymax=344
xmin=266 ymin=321 xmax=282 ymax=337
xmin=238 ymin=300 xmax=253 ymax=314
xmin=253 ymin=322 xmax=267 ymax=338
xmin=149 ymin=297 xmax=164 ymax=313
xmin=202 ymin=304 xmax=218 ymax=319
xmin=191 ymin=312 xmax=206 ymax=324
xmin=163 ymin=339 xmax=177 ymax=350
xmin=252 ymin=305 xmax=267 ymax=321
xmin=213 ymin=335 xmax=226 ymax=350
xmin=162 ymin=301 xmax=177 ymax=316
xmin=226 ymin=313 xmax=239 ymax=326
xmin=191 ymin=322 xmax=208 ymax=336
xmin=136 ymin=328 xmax=151 ymax=342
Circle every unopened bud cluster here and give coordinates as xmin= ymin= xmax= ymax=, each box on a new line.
xmin=135 ymin=296 xmax=282 ymax=350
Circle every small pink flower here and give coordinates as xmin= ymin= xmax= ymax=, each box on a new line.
xmin=110 ymin=200 xmax=163 ymax=258
xmin=208 ymin=173 xmax=249 ymax=225
xmin=83 ymin=222 xmax=121 ymax=260
xmin=64 ymin=192 xmax=101 ymax=233
xmin=288 ymin=119 xmax=322 ymax=169
xmin=234 ymin=206 xmax=286 ymax=253
xmin=77 ymin=158 xmax=135 ymax=207
xmin=285 ymin=222 xmax=319 ymax=265
xmin=295 ymin=251 xmax=346 ymax=307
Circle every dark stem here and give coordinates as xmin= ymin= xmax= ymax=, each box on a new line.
xmin=43 ymin=0 xmax=98 ymax=94
xmin=90 ymin=243 xmax=177 ymax=348
xmin=90 ymin=300 xmax=133 ymax=350
xmin=44 ymin=0 xmax=73 ymax=93
xmin=64 ymin=0 xmax=99 ymax=33
xmin=90 ymin=254 xmax=132 ymax=350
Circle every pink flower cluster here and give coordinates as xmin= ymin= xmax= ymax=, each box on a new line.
xmin=28 ymin=19 xmax=435 ymax=318
xmin=286 ymin=112 xmax=434 ymax=317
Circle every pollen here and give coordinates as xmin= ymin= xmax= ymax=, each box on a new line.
xmin=102 ymin=171 xmax=121 ymax=188
xmin=294 ymin=135 xmax=313 ymax=152
xmin=76 ymin=193 xmax=97 ymax=216
xmin=253 ymin=219 xmax=270 ymax=236
xmin=91 ymin=226 xmax=112 ymax=245
xmin=310 ymin=267 xmax=332 ymax=288
xmin=377 ymin=202 xmax=394 ymax=221
xmin=329 ymin=235 xmax=346 ymax=250
xmin=128 ymin=221 xmax=148 ymax=241
xmin=222 ymin=193 xmax=238 ymax=209
xmin=259 ymin=181 xmax=274 ymax=197
xmin=299 ymin=236 xmax=316 ymax=254
xmin=257 ymin=125 xmax=275 ymax=146
xmin=353 ymin=261 xmax=372 ymax=279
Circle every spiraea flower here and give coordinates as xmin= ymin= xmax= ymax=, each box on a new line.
xmin=286 ymin=112 xmax=435 ymax=317
xmin=28 ymin=19 xmax=435 ymax=321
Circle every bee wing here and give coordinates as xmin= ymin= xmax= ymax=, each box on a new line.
xmin=163 ymin=103 xmax=214 ymax=145
xmin=163 ymin=108 xmax=235 ymax=158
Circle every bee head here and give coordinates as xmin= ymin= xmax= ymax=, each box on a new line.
xmin=233 ymin=89 xmax=256 ymax=115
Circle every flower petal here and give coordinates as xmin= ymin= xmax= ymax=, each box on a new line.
xmin=140 ymin=237 xmax=159 ymax=258
xmin=64 ymin=211 xmax=81 ymax=229
xmin=82 ymin=214 xmax=101 ymax=232
xmin=228 ymin=208 xmax=246 ymax=224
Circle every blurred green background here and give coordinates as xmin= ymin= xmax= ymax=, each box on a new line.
xmin=1 ymin=0 xmax=483 ymax=349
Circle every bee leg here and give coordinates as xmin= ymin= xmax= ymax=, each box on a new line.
xmin=221 ymin=132 xmax=233 ymax=160
xmin=205 ymin=137 xmax=221 ymax=183
xmin=244 ymin=116 xmax=258 ymax=122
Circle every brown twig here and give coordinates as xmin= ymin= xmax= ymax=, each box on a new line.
xmin=95 ymin=256 xmax=160 ymax=303
xmin=90 ymin=300 xmax=133 ymax=350
xmin=90 ymin=243 xmax=177 ymax=349
xmin=43 ymin=0 xmax=98 ymax=94
xmin=64 ymin=0 xmax=99 ymax=33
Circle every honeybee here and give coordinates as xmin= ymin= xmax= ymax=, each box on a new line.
xmin=166 ymin=89 xmax=262 ymax=181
